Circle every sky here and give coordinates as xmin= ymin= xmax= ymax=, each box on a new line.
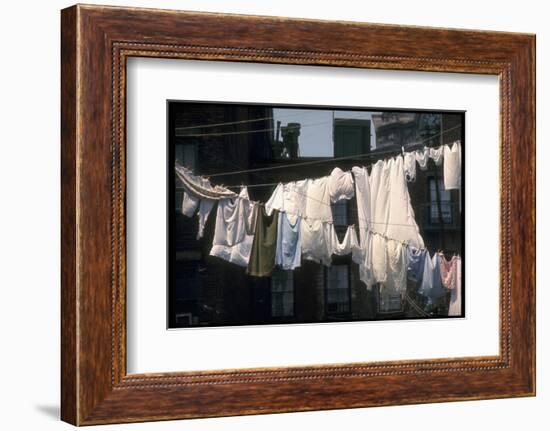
xmin=272 ymin=108 xmax=379 ymax=157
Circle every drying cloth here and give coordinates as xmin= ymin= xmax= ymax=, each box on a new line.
xmin=415 ymin=148 xmax=430 ymax=170
xmin=440 ymin=254 xmax=462 ymax=316
xmin=300 ymin=219 xmax=332 ymax=266
xmin=447 ymin=256 xmax=462 ymax=316
xmin=209 ymin=187 xmax=257 ymax=267
xmin=303 ymin=176 xmax=332 ymax=223
xmin=384 ymin=239 xmax=408 ymax=296
xmin=247 ymin=207 xmax=279 ymax=277
xmin=175 ymin=163 xmax=236 ymax=200
xmin=419 ymin=252 xmax=446 ymax=305
xmin=275 ymin=212 xmax=302 ymax=270
xmin=181 ymin=192 xmax=199 ymax=217
xmin=403 ymin=151 xmax=417 ymax=182
xmin=265 ymin=179 xmax=309 ymax=224
xmin=429 ymin=146 xmax=444 ymax=166
xmin=406 ymin=247 xmax=426 ymax=283
xmin=328 ymin=167 xmax=355 ymax=202
xmin=371 ymin=233 xmax=388 ymax=284
xmin=329 ymin=225 xmax=360 ymax=256
xmin=443 ymin=141 xmax=462 ymax=190
xmin=351 ymin=166 xmax=374 ymax=288
xmin=175 ymin=163 xmax=236 ymax=239
xmin=370 ymin=156 xmax=425 ymax=249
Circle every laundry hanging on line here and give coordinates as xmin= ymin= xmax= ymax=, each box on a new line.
xmin=176 ymin=140 xmax=462 ymax=240
xmin=440 ymin=254 xmax=462 ymax=316
xmin=174 ymin=140 xmax=463 ymax=316
xmin=175 ymin=164 xmax=237 ymax=239
xmin=209 ymin=186 xmax=258 ymax=268
xmin=402 ymin=141 xmax=462 ymax=191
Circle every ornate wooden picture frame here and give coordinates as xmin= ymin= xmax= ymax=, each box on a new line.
xmin=61 ymin=4 xmax=535 ymax=425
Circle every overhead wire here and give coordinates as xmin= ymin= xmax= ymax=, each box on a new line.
xmin=174 ymin=109 xmax=380 ymax=132
xmin=176 ymin=114 xmax=381 ymax=138
xmin=175 ymin=133 xmax=460 ymax=234
xmin=201 ymin=124 xmax=461 ymax=178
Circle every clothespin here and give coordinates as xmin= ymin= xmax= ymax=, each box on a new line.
xmin=401 ymin=146 xmax=405 ymax=156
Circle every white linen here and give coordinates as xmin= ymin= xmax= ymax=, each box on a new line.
xmin=384 ymin=156 xmax=425 ymax=249
xmin=429 ymin=146 xmax=444 ymax=166
xmin=265 ymin=180 xmax=309 ymax=224
xmin=351 ymin=166 xmax=374 ymax=288
xmin=300 ymin=219 xmax=332 ymax=266
xmin=443 ymin=141 xmax=462 ymax=190
xmin=329 ymin=225 xmax=360 ymax=256
xmin=384 ymin=239 xmax=408 ymax=296
xmin=275 ymin=212 xmax=302 ymax=270
xmin=403 ymin=151 xmax=417 ymax=182
xmin=415 ymin=148 xmax=430 ymax=170
xmin=181 ymin=192 xmax=199 ymax=217
xmin=303 ymin=176 xmax=332 ymax=223
xmin=328 ymin=167 xmax=355 ymax=202
xmin=209 ymin=187 xmax=257 ymax=267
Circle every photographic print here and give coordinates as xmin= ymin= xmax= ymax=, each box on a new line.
xmin=60 ymin=5 xmax=535 ymax=424
xmin=168 ymin=102 xmax=464 ymax=328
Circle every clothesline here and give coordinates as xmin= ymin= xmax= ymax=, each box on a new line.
xmin=177 ymin=174 xmax=432 ymax=232
xmin=177 ymin=183 xmax=427 ymax=232
xmin=177 ymin=119 xmax=313 ymax=138
xmin=200 ymin=123 xmax=461 ymax=178
xmin=176 ymin=111 xmax=402 ymax=137
xmin=175 ymin=139 xmax=461 ymax=237
xmin=176 ymin=178 xmax=428 ymax=252
xmin=176 ymin=141 xmax=455 ymax=217
xmin=177 ymin=138 xmax=456 ymax=192
xmin=176 ymin=115 xmax=276 ymax=132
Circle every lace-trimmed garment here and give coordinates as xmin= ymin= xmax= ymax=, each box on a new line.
xmin=439 ymin=254 xmax=462 ymax=316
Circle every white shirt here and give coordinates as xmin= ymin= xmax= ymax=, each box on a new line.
xmin=300 ymin=219 xmax=332 ymax=266
xmin=209 ymin=187 xmax=257 ymax=267
xmin=275 ymin=212 xmax=302 ymax=270
xmin=265 ymin=179 xmax=309 ymax=224
xmin=303 ymin=176 xmax=332 ymax=223
xmin=443 ymin=141 xmax=462 ymax=190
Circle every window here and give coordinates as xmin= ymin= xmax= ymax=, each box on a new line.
xmin=326 ymin=265 xmax=351 ymax=314
xmin=331 ymin=201 xmax=348 ymax=226
xmin=271 ymin=270 xmax=294 ymax=318
xmin=333 ymin=118 xmax=371 ymax=156
xmin=174 ymin=143 xmax=198 ymax=212
xmin=377 ymin=288 xmax=404 ymax=314
xmin=171 ymin=263 xmax=201 ymax=327
xmin=429 ymin=177 xmax=452 ymax=224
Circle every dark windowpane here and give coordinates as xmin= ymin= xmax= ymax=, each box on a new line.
xmin=271 ymin=270 xmax=294 ymax=317
xmin=326 ymin=265 xmax=350 ymax=314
